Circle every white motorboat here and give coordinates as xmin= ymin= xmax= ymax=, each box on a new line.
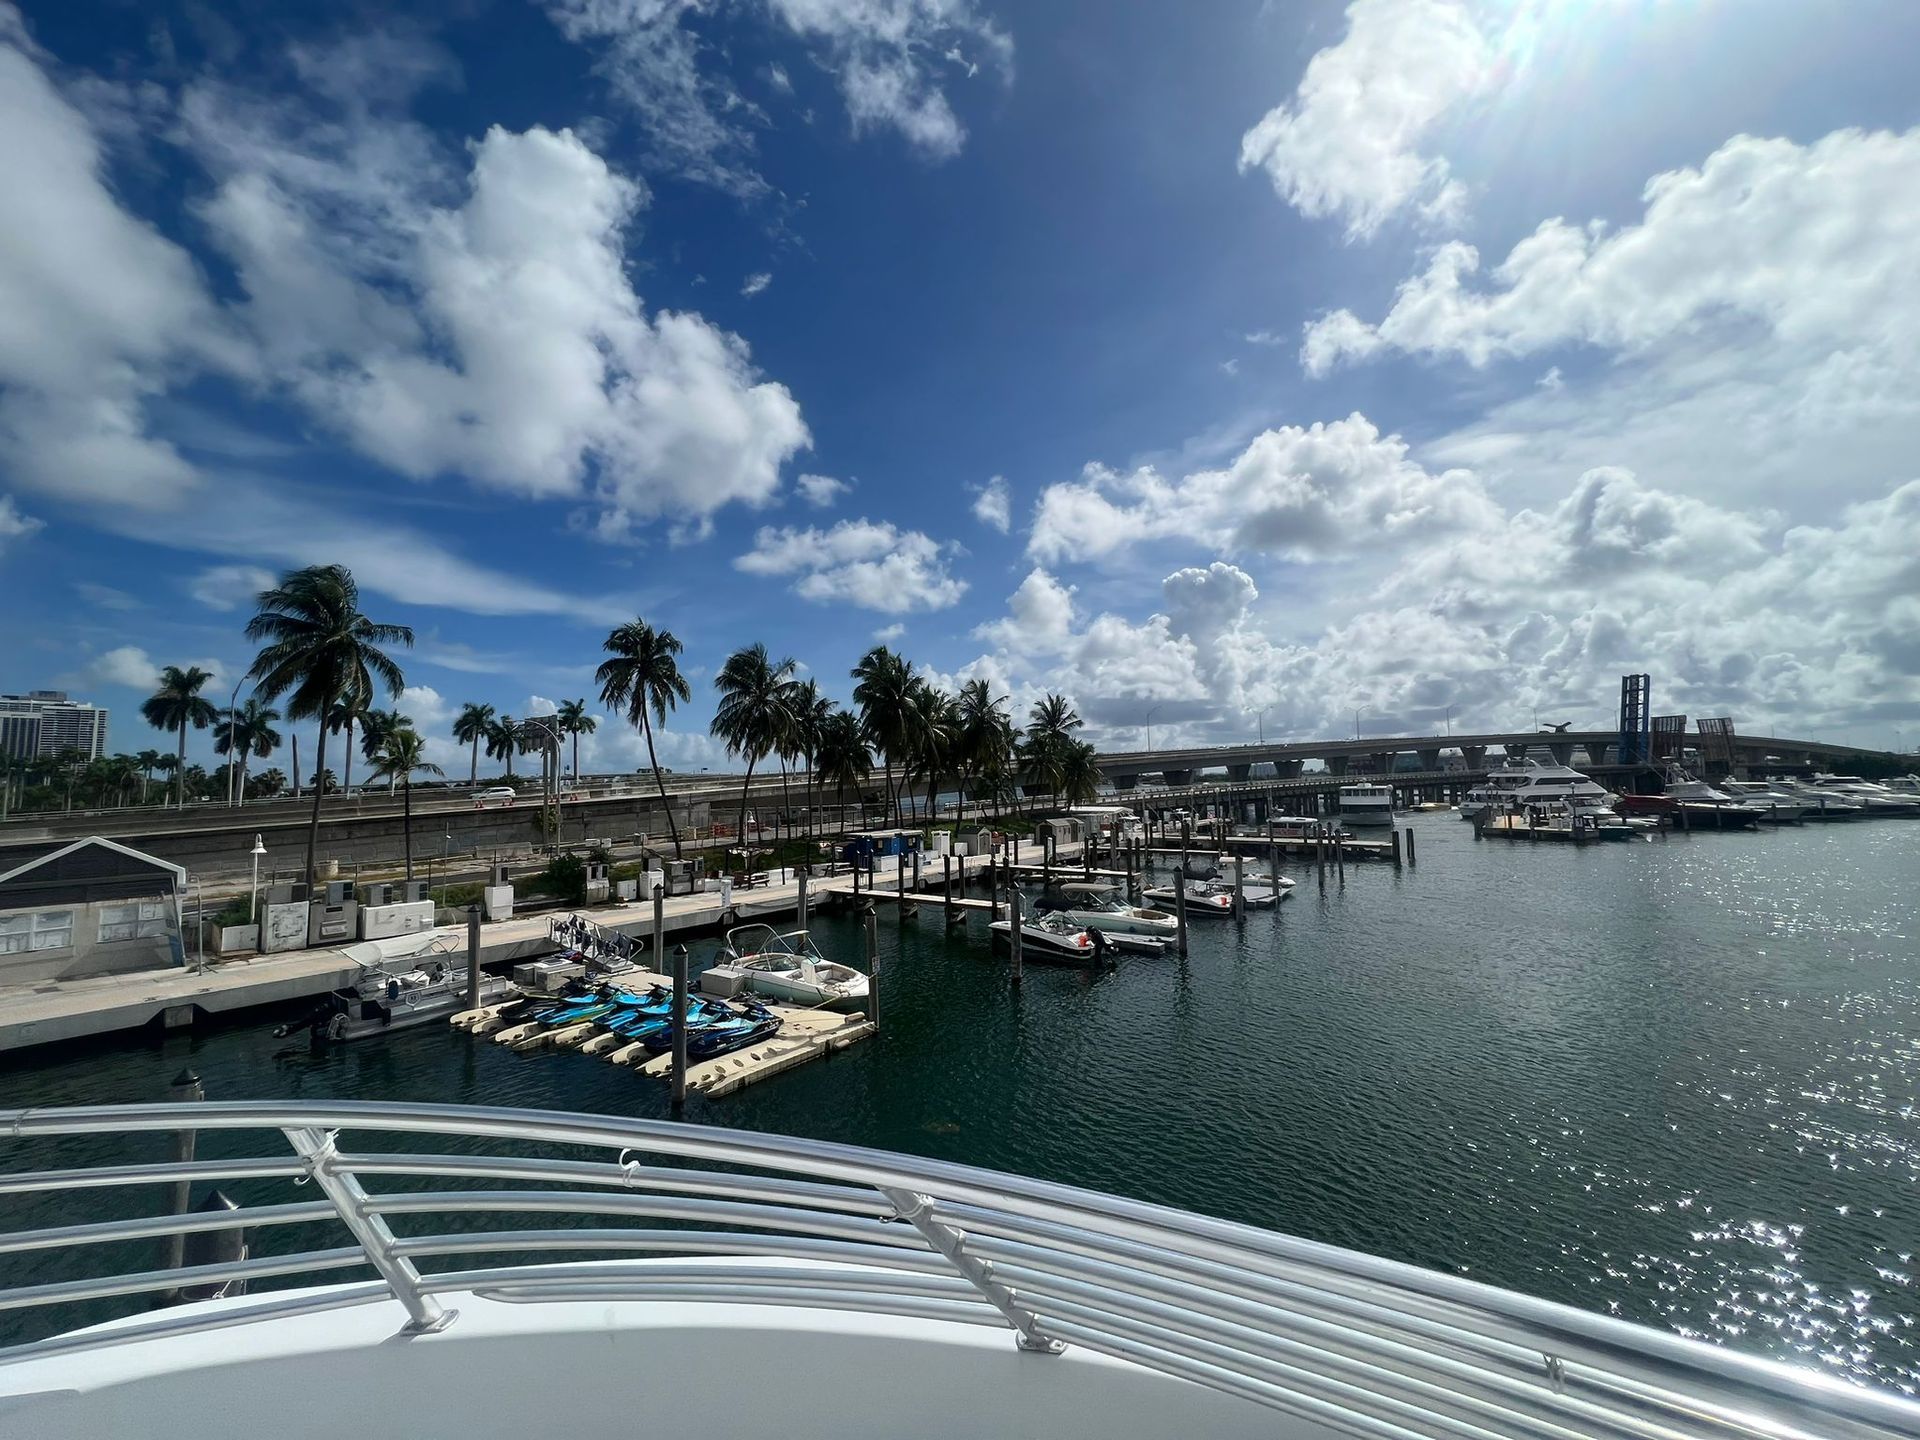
xmin=1035 ymin=881 xmax=1177 ymax=936
xmin=1457 ymin=759 xmax=1614 ymax=819
xmin=1335 ymin=782 xmax=1396 ymax=827
xmin=1140 ymin=880 xmax=1235 ymax=915
xmin=1883 ymin=773 xmax=1920 ymax=797
xmin=6 ymin=1100 xmax=1914 ymax=1440
xmin=1801 ymin=772 xmax=1920 ymax=815
xmin=274 ymin=933 xmax=511 ymax=1043
xmin=1717 ymin=779 xmax=1808 ymax=820
xmin=713 ymin=924 xmax=869 ymax=1009
xmin=988 ymin=901 xmax=1109 ymax=965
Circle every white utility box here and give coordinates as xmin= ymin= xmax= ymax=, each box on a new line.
xmin=359 ymin=900 xmax=435 ymax=940
xmin=513 ymin=959 xmax=584 ymax=994
xmin=697 ymin=965 xmax=748 ymax=999
xmin=483 ymin=884 xmax=514 ymax=921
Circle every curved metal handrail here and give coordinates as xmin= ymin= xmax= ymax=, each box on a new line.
xmin=0 ymin=1100 xmax=1914 ymax=1440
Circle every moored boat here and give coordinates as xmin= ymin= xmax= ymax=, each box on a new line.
xmin=713 ymin=924 xmax=869 ymax=1009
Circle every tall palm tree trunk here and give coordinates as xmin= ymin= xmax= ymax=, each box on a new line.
xmin=640 ymin=714 xmax=682 ymax=859
xmin=342 ymin=719 xmax=355 ymax=792
xmin=571 ymin=733 xmax=580 ymax=786
xmin=175 ymin=722 xmax=187 ymax=808
xmin=737 ymin=757 xmax=758 ymax=849
xmin=402 ymin=777 xmax=414 ymax=880
xmin=469 ymin=736 xmax=479 ymax=785
xmin=305 ymin=716 xmax=329 ymax=888
xmin=778 ymin=757 xmax=792 ymax=843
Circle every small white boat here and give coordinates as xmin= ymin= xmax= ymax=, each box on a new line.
xmin=1801 ymin=772 xmax=1920 ymax=815
xmin=988 ymin=902 xmax=1109 ymax=965
xmin=1335 ymin=783 xmax=1396 ymax=827
xmin=1140 ymin=881 xmax=1235 ymax=915
xmin=1037 ymin=881 xmax=1177 ymax=936
xmin=714 ymin=924 xmax=868 ymax=1008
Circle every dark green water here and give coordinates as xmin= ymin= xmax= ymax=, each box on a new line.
xmin=4 ymin=815 xmax=1916 ymax=1392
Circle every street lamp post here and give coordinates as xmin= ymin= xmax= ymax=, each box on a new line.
xmin=1253 ymin=706 xmax=1272 ymax=746
xmin=1444 ymin=705 xmax=1453 ymax=738
xmin=1143 ymin=705 xmax=1161 ymax=754
xmin=248 ymin=834 xmax=266 ymax=924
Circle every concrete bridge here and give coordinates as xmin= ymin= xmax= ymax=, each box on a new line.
xmin=1092 ymin=730 xmax=1887 ymax=788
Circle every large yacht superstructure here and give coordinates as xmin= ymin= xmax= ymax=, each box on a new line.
xmin=1456 ymin=759 xmax=1613 ymax=819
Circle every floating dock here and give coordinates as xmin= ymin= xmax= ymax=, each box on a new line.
xmin=454 ymin=967 xmax=875 ymax=1099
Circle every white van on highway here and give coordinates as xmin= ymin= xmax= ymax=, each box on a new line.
xmin=472 ymin=787 xmax=518 ymax=806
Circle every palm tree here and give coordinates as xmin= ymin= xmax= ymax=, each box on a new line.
xmin=367 ymin=727 xmax=443 ymax=879
xmin=1059 ymin=739 xmax=1102 ymax=805
xmin=595 ymin=619 xmax=692 ymax=858
xmin=452 ymin=702 xmax=495 ymax=786
xmin=485 ymin=715 xmax=519 ymax=779
xmin=249 ymin=767 xmax=287 ymax=800
xmin=903 ymin=683 xmax=956 ymax=821
xmin=711 ymin=643 xmax=797 ymax=846
xmin=955 ymin=679 xmax=1010 ymax=819
xmin=1019 ymin=692 xmax=1083 ymax=813
xmin=359 ymin=708 xmax=408 ymax=791
xmin=814 ymin=710 xmax=872 ymax=830
xmin=555 ymin=698 xmax=596 ymax=784
xmin=246 ymin=564 xmax=413 ymax=886
xmin=141 ymin=665 xmax=219 ymax=808
xmin=852 ymin=645 xmax=925 ymax=824
xmin=792 ymin=680 xmax=834 ymax=838
xmin=133 ymin=749 xmax=165 ymax=803
xmin=212 ymin=699 xmax=282 ymax=807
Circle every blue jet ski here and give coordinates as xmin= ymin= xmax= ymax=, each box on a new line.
xmin=641 ymin=1001 xmax=782 ymax=1059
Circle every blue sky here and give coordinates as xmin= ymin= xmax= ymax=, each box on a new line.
xmin=3 ymin=0 xmax=1919 ymax=778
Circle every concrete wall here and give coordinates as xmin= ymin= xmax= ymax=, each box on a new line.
xmin=0 ymin=898 xmax=181 ymax=984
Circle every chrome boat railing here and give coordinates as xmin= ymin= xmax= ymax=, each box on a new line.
xmin=1 ymin=1101 xmax=1915 ymax=1440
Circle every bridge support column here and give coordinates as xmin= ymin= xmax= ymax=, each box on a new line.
xmin=1418 ymin=749 xmax=1440 ymax=773
xmin=1461 ymin=746 xmax=1486 ymax=769
xmin=1504 ymin=744 xmax=1529 ymax=763
xmin=1549 ymin=742 xmax=1574 ymax=766
xmin=1326 ymin=755 xmax=1348 ymax=777
xmin=1274 ymin=759 xmax=1302 ymax=779
xmin=1228 ymin=764 xmax=1252 ymax=782
xmin=1369 ymin=752 xmax=1397 ymax=776
xmin=1161 ymin=769 xmax=1193 ymax=787
xmin=1112 ymin=773 xmax=1139 ymax=791
xmin=1584 ymin=743 xmax=1611 ymax=767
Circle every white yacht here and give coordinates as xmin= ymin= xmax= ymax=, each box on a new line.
xmin=1334 ymin=782 xmax=1396 ymax=827
xmin=712 ymin=925 xmax=869 ymax=1009
xmin=4 ymin=1100 xmax=1915 ymax=1440
xmin=989 ymin=897 xmax=1108 ymax=964
xmin=1802 ymin=772 xmax=1920 ymax=815
xmin=1456 ymin=759 xmax=1613 ymax=819
xmin=1717 ymin=779 xmax=1809 ymax=820
xmin=1772 ymin=777 xmax=1863 ymax=818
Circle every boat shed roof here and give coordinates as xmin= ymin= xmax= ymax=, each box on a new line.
xmin=0 ymin=836 xmax=186 ymax=909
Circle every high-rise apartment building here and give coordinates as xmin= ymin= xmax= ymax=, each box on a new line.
xmin=0 ymin=692 xmax=111 ymax=762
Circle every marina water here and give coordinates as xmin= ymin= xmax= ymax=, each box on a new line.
xmin=3 ymin=814 xmax=1915 ymax=1391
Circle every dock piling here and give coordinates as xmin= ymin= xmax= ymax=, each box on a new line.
xmin=797 ymin=867 xmax=809 ymax=932
xmin=163 ymin=1069 xmax=204 ymax=1285
xmin=652 ymin=884 xmax=665 ymax=967
xmin=1335 ymin=831 xmax=1346 ymax=883
xmin=1009 ymin=887 xmax=1025 ymax=985
xmin=465 ymin=904 xmax=481 ymax=1013
xmin=1232 ymin=854 xmax=1245 ymax=923
xmin=1392 ymin=829 xmax=1403 ymax=867
xmin=863 ymin=906 xmax=879 ymax=1027
xmin=670 ymin=943 xmax=689 ymax=1111
xmin=1406 ymin=826 xmax=1417 ymax=865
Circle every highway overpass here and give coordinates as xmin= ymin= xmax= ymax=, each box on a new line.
xmin=1092 ymin=730 xmax=1892 ymax=787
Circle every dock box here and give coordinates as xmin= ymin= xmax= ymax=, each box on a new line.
xmin=697 ymin=965 xmax=749 ymax=999
xmin=513 ymin=959 xmax=584 ymax=994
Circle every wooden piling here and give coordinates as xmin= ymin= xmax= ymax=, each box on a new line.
xmin=1406 ymin=826 xmax=1417 ymax=865
xmin=1335 ymin=831 xmax=1346 ymax=882
xmin=1391 ymin=829 xmax=1402 ymax=867
xmin=797 ymin=867 xmax=809 ymax=931
xmin=1232 ymin=854 xmax=1246 ymax=922
xmin=652 ymin=884 xmax=665 ymax=967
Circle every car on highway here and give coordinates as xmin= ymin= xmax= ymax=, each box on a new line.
xmin=471 ymin=787 xmax=518 ymax=806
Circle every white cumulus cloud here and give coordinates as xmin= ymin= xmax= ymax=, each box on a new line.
xmin=734 ymin=516 xmax=967 ymax=611
xmin=795 ymin=473 xmax=848 ymax=507
xmin=1239 ymin=0 xmax=1491 ymax=240
xmin=971 ymin=474 xmax=1011 ymax=532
